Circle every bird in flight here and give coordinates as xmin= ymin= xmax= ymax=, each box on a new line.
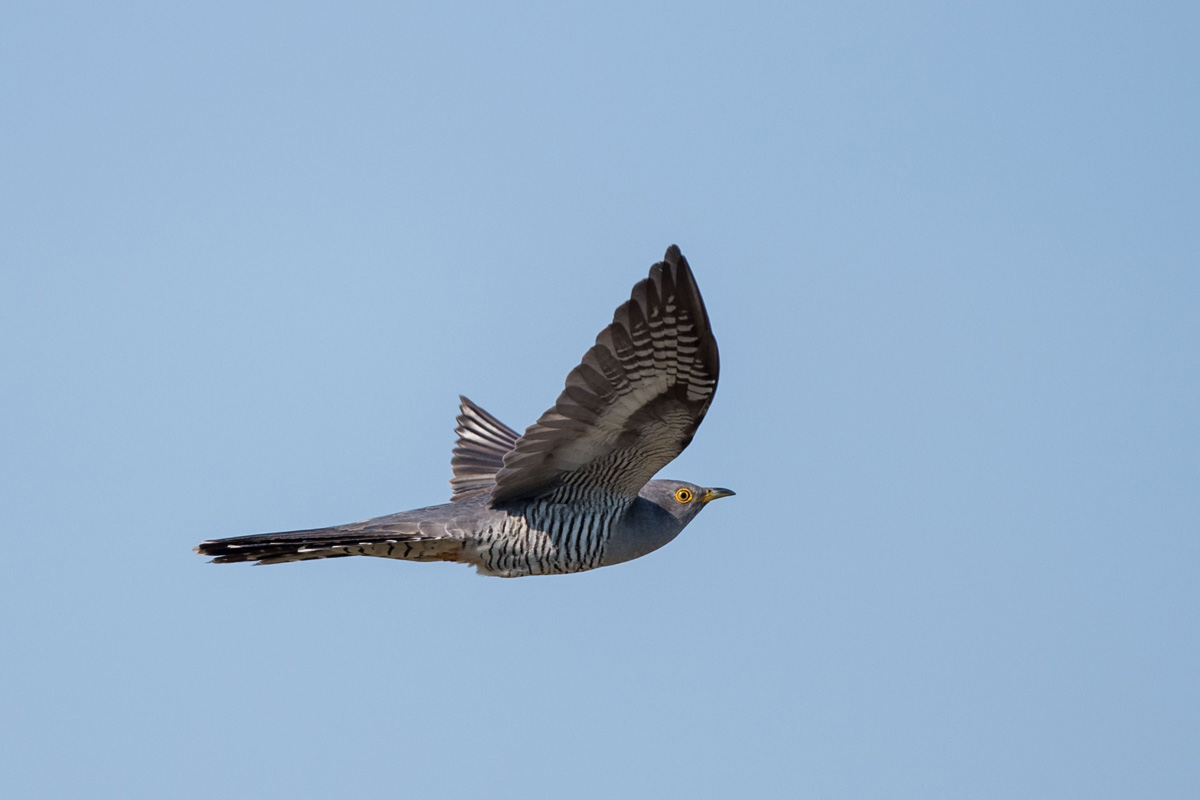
xmin=195 ymin=245 xmax=733 ymax=577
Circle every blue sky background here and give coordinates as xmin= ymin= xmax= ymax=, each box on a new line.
xmin=2 ymin=2 xmax=1197 ymax=798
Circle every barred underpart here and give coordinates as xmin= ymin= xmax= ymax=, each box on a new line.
xmin=467 ymin=500 xmax=629 ymax=577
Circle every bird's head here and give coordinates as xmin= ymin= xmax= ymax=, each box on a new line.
xmin=639 ymin=479 xmax=736 ymax=525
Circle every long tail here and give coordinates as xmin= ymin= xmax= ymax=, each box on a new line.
xmin=195 ymin=523 xmax=463 ymax=566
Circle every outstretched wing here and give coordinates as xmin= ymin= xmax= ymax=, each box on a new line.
xmin=450 ymin=396 xmax=521 ymax=501
xmin=490 ymin=245 xmax=719 ymax=504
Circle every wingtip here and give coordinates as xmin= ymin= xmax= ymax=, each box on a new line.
xmin=661 ymin=245 xmax=694 ymax=282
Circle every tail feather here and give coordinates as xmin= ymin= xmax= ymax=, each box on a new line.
xmin=195 ymin=524 xmax=463 ymax=566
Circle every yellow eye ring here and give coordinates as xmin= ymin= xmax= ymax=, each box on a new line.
xmin=674 ymin=488 xmax=693 ymax=504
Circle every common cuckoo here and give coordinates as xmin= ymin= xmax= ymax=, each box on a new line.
xmin=195 ymin=246 xmax=732 ymax=577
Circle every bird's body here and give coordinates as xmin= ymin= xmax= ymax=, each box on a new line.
xmin=196 ymin=246 xmax=732 ymax=577
xmin=198 ymin=481 xmax=716 ymax=577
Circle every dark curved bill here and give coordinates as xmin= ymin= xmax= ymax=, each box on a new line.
xmin=701 ymin=487 xmax=736 ymax=503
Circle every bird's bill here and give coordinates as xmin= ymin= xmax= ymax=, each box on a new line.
xmin=701 ymin=487 xmax=736 ymax=503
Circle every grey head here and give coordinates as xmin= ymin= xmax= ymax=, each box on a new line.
xmin=638 ymin=480 xmax=737 ymax=527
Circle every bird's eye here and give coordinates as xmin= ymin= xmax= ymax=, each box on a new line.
xmin=674 ymin=488 xmax=693 ymax=503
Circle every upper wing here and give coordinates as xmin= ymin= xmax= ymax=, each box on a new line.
xmin=450 ymin=396 xmax=521 ymax=502
xmin=490 ymin=245 xmax=719 ymax=504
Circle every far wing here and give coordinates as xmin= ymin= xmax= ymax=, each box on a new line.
xmin=450 ymin=396 xmax=521 ymax=501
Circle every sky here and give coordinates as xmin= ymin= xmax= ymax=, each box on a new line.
xmin=2 ymin=2 xmax=1198 ymax=798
